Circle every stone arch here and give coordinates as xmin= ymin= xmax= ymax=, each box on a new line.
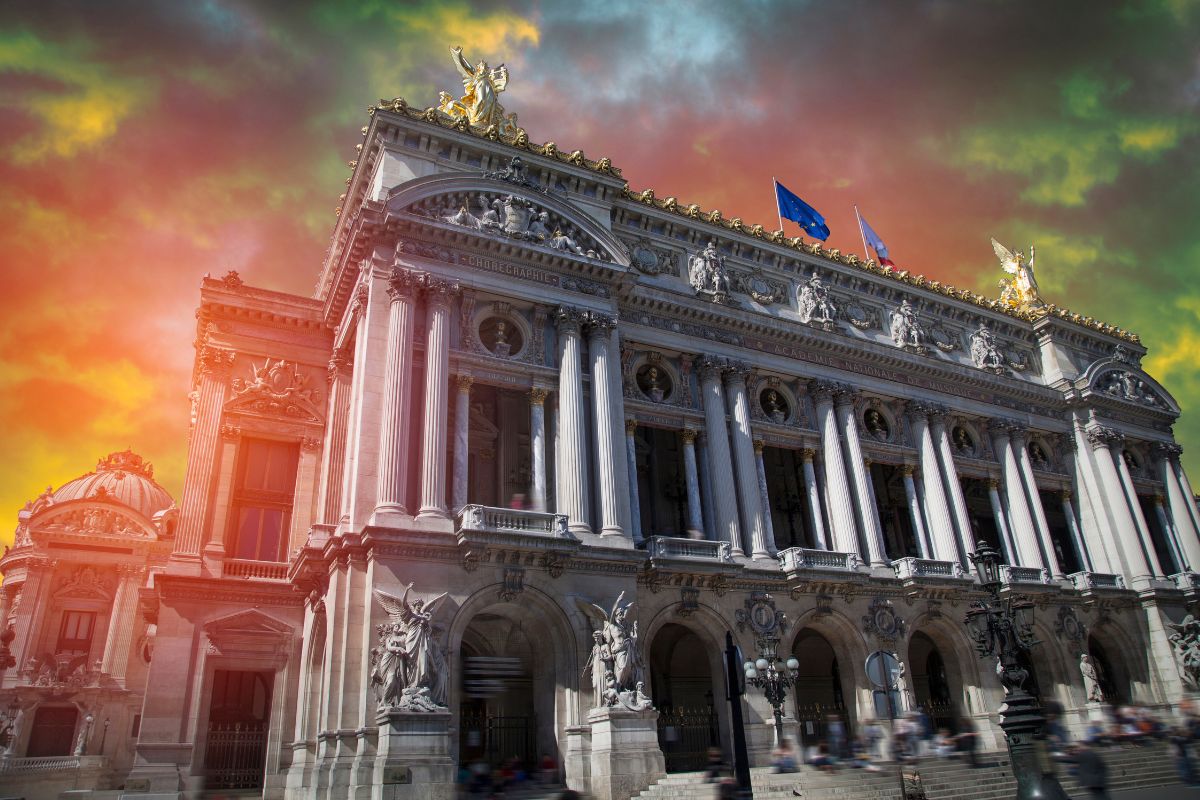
xmin=784 ymin=608 xmax=872 ymax=739
xmin=445 ymin=584 xmax=580 ymax=769
xmin=1086 ymin=620 xmax=1154 ymax=705
xmin=1022 ymin=616 xmax=1075 ymax=711
xmin=902 ymin=615 xmax=981 ymax=733
xmin=1080 ymin=358 xmax=1179 ymax=414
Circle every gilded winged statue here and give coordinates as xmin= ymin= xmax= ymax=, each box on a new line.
xmin=991 ymin=238 xmax=1042 ymax=310
xmin=437 ymin=46 xmax=520 ymax=135
xmin=370 ymin=584 xmax=450 ymax=710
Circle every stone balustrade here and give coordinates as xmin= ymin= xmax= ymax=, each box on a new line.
xmin=778 ymin=547 xmax=859 ymax=573
xmin=223 ymin=558 xmax=290 ymax=582
xmin=892 ymin=557 xmax=967 ymax=581
xmin=645 ymin=536 xmax=733 ymax=563
xmin=1001 ymin=565 xmax=1051 ymax=586
xmin=1172 ymin=572 xmax=1200 ymax=592
xmin=456 ymin=504 xmax=572 ymax=538
xmin=0 ymin=755 xmax=105 ymax=774
xmin=1067 ymin=571 xmax=1126 ymax=591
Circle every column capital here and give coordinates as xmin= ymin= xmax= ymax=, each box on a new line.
xmin=722 ymin=360 xmax=751 ymax=385
xmin=387 ymin=267 xmax=421 ymax=300
xmin=456 ymin=374 xmax=474 ymax=393
xmin=198 ymin=345 xmax=236 ymax=376
xmin=801 ymin=447 xmax=817 ymax=461
xmin=625 ymin=418 xmax=638 ymax=435
xmin=1059 ymin=487 xmax=1073 ymax=501
xmin=863 ymin=456 xmax=872 ymax=468
xmin=697 ymin=355 xmax=725 ymax=382
xmin=555 ymin=305 xmax=585 ymax=335
xmin=1087 ymin=426 xmax=1124 ymax=451
xmin=348 ymin=279 xmax=370 ymax=317
xmin=681 ymin=427 xmax=698 ymax=444
xmin=1153 ymin=441 xmax=1184 ymax=460
xmin=901 ymin=464 xmax=917 ymax=477
xmin=420 ymin=274 xmax=461 ymax=307
xmin=219 ymin=422 xmax=243 ymax=442
xmin=529 ymin=387 xmax=549 ymax=406
xmin=1153 ymin=493 xmax=1166 ymax=506
xmin=985 ymin=477 xmax=1001 ymax=489
xmin=808 ymin=379 xmax=839 ymax=404
xmin=753 ymin=438 xmax=764 ymax=455
xmin=327 ymin=350 xmax=352 ymax=383
xmin=582 ymin=311 xmax=617 ymax=338
xmin=832 ymin=385 xmax=859 ymax=408
xmin=905 ymin=400 xmax=939 ymax=420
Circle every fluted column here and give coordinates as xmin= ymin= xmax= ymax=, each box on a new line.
xmin=416 ymin=276 xmax=460 ymax=520
xmin=1172 ymin=452 xmax=1200 ymax=540
xmin=1060 ymin=490 xmax=1093 ymax=573
xmin=1112 ymin=438 xmax=1164 ymax=576
xmin=697 ymin=434 xmax=717 ymax=542
xmin=451 ymin=375 xmax=473 ymax=513
xmin=1158 ymin=444 xmax=1200 ymax=570
xmin=1087 ymin=428 xmax=1153 ymax=580
xmin=800 ymin=448 xmax=829 ymax=550
xmin=529 ymin=388 xmax=548 ymax=512
xmin=909 ymin=405 xmax=959 ymax=563
xmin=375 ymin=270 xmax=420 ymax=519
xmin=1012 ymin=429 xmax=1062 ymax=577
xmin=101 ymin=566 xmax=143 ymax=687
xmin=753 ymin=440 xmax=778 ymax=555
xmin=555 ymin=308 xmax=590 ymax=534
xmin=812 ymin=383 xmax=859 ymax=557
xmin=682 ymin=429 xmax=705 ymax=536
xmin=932 ymin=415 xmax=975 ymax=565
xmin=725 ymin=364 xmax=770 ymax=559
xmin=836 ymin=393 xmax=887 ymax=566
xmin=624 ymin=420 xmax=643 ymax=542
xmin=987 ymin=478 xmax=1019 ymax=565
xmin=1152 ymin=495 xmax=1186 ymax=573
xmin=173 ymin=345 xmax=235 ymax=562
xmin=699 ymin=357 xmax=742 ymax=555
xmin=902 ymin=465 xmax=931 ymax=559
xmin=991 ymin=425 xmax=1044 ymax=569
xmin=586 ymin=314 xmax=624 ymax=538
xmin=317 ymin=351 xmax=353 ymax=524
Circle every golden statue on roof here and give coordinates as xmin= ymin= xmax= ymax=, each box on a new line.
xmin=991 ymin=238 xmax=1044 ymax=311
xmin=437 ymin=45 xmax=520 ymax=136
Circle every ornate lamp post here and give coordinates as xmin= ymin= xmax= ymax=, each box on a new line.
xmin=964 ymin=542 xmax=1068 ymax=800
xmin=743 ymin=642 xmax=800 ymax=745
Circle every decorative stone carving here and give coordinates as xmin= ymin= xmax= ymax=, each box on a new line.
xmin=676 ymin=587 xmax=699 ymax=618
xmin=1080 ymin=653 xmax=1105 ymax=703
xmin=969 ymin=323 xmax=1006 ymax=373
xmin=863 ymin=407 xmax=891 ymax=442
xmin=47 ymin=506 xmax=146 ymax=537
xmin=733 ymin=269 xmax=786 ymax=306
xmin=844 ymin=300 xmax=876 ymax=330
xmin=624 ymin=238 xmax=678 ymax=276
xmin=687 ymin=241 xmax=733 ymax=303
xmin=499 ymin=567 xmax=525 ymax=602
xmin=227 ymin=358 xmax=323 ymax=423
xmin=479 ymin=315 xmax=522 ymax=358
xmin=929 ymin=323 xmax=960 ymax=352
xmin=1027 ymin=439 xmax=1051 ymax=470
xmin=482 ymin=155 xmax=547 ymax=194
xmin=735 ymin=592 xmax=789 ymax=642
xmin=797 ymin=272 xmax=838 ymax=330
xmin=1168 ymin=615 xmax=1200 ymax=689
xmin=220 ymin=270 xmax=244 ymax=289
xmin=370 ymin=585 xmax=450 ymax=711
xmin=1054 ymin=605 xmax=1086 ymax=651
xmin=951 ymin=425 xmax=977 ymax=456
xmin=1097 ymin=370 xmax=1164 ymax=408
xmin=1112 ymin=344 xmax=1142 ymax=368
xmin=889 ymin=299 xmax=928 ymax=354
xmin=578 ymin=592 xmax=651 ymax=711
xmin=862 ymin=598 xmax=906 ymax=645
xmin=21 ymin=652 xmax=104 ymax=688
xmin=635 ymin=362 xmax=671 ymax=403
xmin=760 ymin=388 xmax=789 ymax=424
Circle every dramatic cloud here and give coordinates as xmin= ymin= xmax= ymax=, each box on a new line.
xmin=1 ymin=0 xmax=1198 ymax=539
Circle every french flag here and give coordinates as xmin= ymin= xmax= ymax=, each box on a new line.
xmin=856 ymin=208 xmax=895 ymax=267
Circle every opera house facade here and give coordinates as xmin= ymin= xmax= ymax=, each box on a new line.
xmin=2 ymin=66 xmax=1199 ymax=800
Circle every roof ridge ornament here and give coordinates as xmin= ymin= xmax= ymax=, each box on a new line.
xmin=96 ymin=448 xmax=154 ymax=479
xmin=991 ymin=237 xmax=1044 ymax=312
xmin=436 ymin=45 xmax=520 ymax=137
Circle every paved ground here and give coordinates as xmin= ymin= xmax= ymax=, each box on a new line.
xmin=1109 ymin=788 xmax=1200 ymax=799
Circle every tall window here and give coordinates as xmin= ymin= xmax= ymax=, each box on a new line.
xmin=57 ymin=610 xmax=96 ymax=655
xmin=230 ymin=438 xmax=299 ymax=562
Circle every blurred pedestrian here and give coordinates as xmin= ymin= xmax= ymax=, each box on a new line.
xmin=1072 ymin=741 xmax=1110 ymax=799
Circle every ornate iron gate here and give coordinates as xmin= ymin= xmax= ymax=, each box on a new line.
xmin=204 ymin=721 xmax=267 ymax=790
xmin=657 ymin=707 xmax=719 ymax=773
xmin=460 ymin=712 xmax=537 ymax=768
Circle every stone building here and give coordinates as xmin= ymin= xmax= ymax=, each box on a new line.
xmin=3 ymin=76 xmax=1200 ymax=800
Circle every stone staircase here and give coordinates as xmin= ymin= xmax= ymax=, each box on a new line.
xmin=632 ymin=742 xmax=1183 ymax=800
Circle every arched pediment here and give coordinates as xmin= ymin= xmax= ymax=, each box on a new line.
xmin=1081 ymin=357 xmax=1178 ymax=414
xmin=385 ymin=172 xmax=632 ymax=268
xmin=33 ymin=499 xmax=157 ymax=539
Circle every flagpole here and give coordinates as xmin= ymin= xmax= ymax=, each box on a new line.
xmin=854 ymin=205 xmax=870 ymax=262
xmin=773 ymin=177 xmax=785 ymax=235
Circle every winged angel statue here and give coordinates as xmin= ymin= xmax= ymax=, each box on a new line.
xmin=370 ymin=585 xmax=450 ymax=711
xmin=576 ymin=592 xmax=653 ymax=711
xmin=991 ymin=238 xmax=1043 ymax=311
xmin=437 ymin=46 xmax=520 ymax=136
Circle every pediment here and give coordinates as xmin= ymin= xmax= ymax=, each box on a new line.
xmin=35 ymin=501 xmax=156 ymax=539
xmin=52 ymin=565 xmax=115 ymax=603
xmin=1084 ymin=363 xmax=1176 ymax=414
xmin=224 ymin=358 xmax=324 ymax=425
xmin=204 ymin=608 xmax=295 ymax=661
xmin=204 ymin=608 xmax=294 ymax=639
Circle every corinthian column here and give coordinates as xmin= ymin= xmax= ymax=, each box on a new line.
xmin=101 ymin=565 xmax=144 ymax=687
xmin=317 ymin=351 xmax=353 ymax=524
xmin=699 ymin=357 xmax=742 ymax=555
xmin=902 ymin=465 xmax=931 ymax=559
xmin=682 ymin=429 xmax=705 ymax=537
xmin=416 ymin=276 xmax=460 ymax=520
xmin=1158 ymin=443 xmax=1200 ymax=571
xmin=1152 ymin=494 xmax=1186 ymax=573
xmin=1111 ymin=437 xmax=1164 ymax=576
xmin=800 ymin=448 xmax=829 ymax=550
xmin=1087 ymin=427 xmax=1153 ymax=580
xmin=585 ymin=314 xmax=625 ymax=539
xmin=375 ymin=269 xmax=419 ymax=519
xmin=174 ymin=344 xmax=235 ymax=563
xmin=909 ymin=404 xmax=959 ymax=563
xmin=529 ymin=388 xmax=548 ymax=512
xmin=931 ymin=415 xmax=975 ymax=565
xmin=725 ymin=365 xmax=770 ymax=559
xmin=990 ymin=425 xmax=1045 ymax=569
xmin=1060 ymin=489 xmax=1093 ymax=573
xmin=812 ymin=382 xmax=859 ymax=557
xmin=451 ymin=374 xmax=473 ymax=513
xmin=836 ymin=392 xmax=887 ymax=566
xmin=753 ymin=440 xmax=778 ymax=555
xmin=987 ymin=478 xmax=1019 ymax=566
xmin=1012 ymin=429 xmax=1061 ymax=577
xmin=555 ymin=308 xmax=590 ymax=534
xmin=625 ymin=420 xmax=643 ymax=542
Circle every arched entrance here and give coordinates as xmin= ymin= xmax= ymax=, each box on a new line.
xmin=1087 ymin=635 xmax=1127 ymax=705
xmin=649 ymin=622 xmax=722 ymax=772
xmin=455 ymin=600 xmax=563 ymax=773
xmin=909 ymin=632 xmax=958 ymax=732
xmin=790 ymin=629 xmax=848 ymax=749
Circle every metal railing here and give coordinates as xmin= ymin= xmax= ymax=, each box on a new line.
xmin=892 ymin=557 xmax=967 ymax=580
xmin=778 ymin=547 xmax=859 ymax=572
xmin=457 ymin=504 xmax=571 ymax=538
xmin=646 ymin=536 xmax=732 ymax=562
xmin=204 ymin=721 xmax=267 ymax=790
xmin=657 ymin=707 xmax=719 ymax=773
xmin=222 ymin=559 xmax=289 ymax=581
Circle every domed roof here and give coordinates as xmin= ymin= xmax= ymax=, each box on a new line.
xmin=51 ymin=449 xmax=175 ymax=518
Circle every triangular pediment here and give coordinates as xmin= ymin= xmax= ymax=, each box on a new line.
xmin=204 ymin=608 xmax=294 ymax=639
xmin=204 ymin=608 xmax=295 ymax=662
xmin=223 ymin=358 xmax=324 ymax=424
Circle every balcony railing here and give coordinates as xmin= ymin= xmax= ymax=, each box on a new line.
xmin=1068 ymin=571 xmax=1126 ymax=591
xmin=778 ymin=547 xmax=859 ymax=573
xmin=1000 ymin=565 xmax=1051 ymax=586
xmin=892 ymin=557 xmax=967 ymax=581
xmin=646 ymin=536 xmax=732 ymax=562
xmin=457 ymin=505 xmax=572 ymax=538
xmin=0 ymin=755 xmax=105 ymax=774
xmin=223 ymin=559 xmax=290 ymax=582
xmin=1172 ymin=572 xmax=1199 ymax=591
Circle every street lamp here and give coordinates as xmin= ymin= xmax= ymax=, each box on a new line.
xmin=743 ymin=637 xmax=800 ymax=746
xmin=964 ymin=542 xmax=1068 ymax=800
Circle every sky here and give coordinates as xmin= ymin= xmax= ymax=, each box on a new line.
xmin=1 ymin=0 xmax=1199 ymax=540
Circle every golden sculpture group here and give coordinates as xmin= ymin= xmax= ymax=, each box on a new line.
xmin=437 ymin=45 xmax=520 ymax=136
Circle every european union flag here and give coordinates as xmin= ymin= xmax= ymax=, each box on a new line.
xmin=774 ymin=179 xmax=830 ymax=241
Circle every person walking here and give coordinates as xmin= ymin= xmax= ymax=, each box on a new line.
xmin=1073 ymin=740 xmax=1110 ymax=799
